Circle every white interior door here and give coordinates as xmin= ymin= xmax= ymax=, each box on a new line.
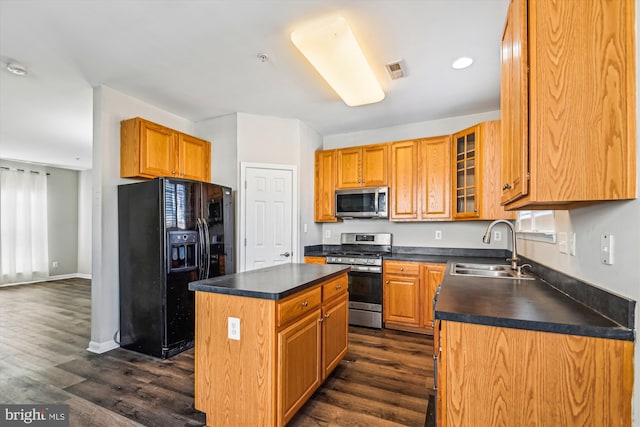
xmin=243 ymin=165 xmax=296 ymax=271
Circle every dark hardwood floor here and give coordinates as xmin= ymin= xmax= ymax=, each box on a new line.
xmin=0 ymin=279 xmax=434 ymax=426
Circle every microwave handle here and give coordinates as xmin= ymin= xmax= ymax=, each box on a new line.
xmin=374 ymin=188 xmax=379 ymax=214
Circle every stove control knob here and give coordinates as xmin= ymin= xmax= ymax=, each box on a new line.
xmin=337 ymin=258 xmax=342 ymax=263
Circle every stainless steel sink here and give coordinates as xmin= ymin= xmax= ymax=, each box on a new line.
xmin=450 ymin=263 xmax=535 ymax=280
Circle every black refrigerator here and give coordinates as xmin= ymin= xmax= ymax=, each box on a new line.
xmin=118 ymin=177 xmax=234 ymax=359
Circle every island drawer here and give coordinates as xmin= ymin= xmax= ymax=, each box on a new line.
xmin=322 ymin=274 xmax=348 ymax=301
xmin=277 ymin=287 xmax=322 ymax=328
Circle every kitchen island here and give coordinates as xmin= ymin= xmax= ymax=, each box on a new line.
xmin=188 ymin=263 xmax=350 ymax=427
xmin=434 ymin=262 xmax=635 ymax=427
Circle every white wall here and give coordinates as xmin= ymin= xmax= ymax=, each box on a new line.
xmin=77 ymin=169 xmax=92 ymax=276
xmin=0 ymin=159 xmax=80 ymax=278
xmin=195 ymin=113 xmax=238 ymax=188
xmin=299 ymin=120 xmax=323 ymax=250
xmin=89 ymin=85 xmax=195 ymax=353
xmin=197 ymin=112 xmax=323 ymax=264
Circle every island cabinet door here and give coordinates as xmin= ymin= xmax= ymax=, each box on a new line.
xmin=277 ymin=308 xmax=322 ymax=427
xmin=322 ymin=292 xmax=349 ymax=379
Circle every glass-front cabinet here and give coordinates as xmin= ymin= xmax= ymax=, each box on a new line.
xmin=453 ymin=125 xmax=480 ymax=219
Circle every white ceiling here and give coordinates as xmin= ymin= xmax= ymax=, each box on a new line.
xmin=0 ymin=0 xmax=509 ymax=171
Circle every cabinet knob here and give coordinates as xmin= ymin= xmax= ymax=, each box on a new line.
xmin=318 ymin=318 xmax=324 ymax=323
xmin=385 ymin=280 xmax=390 ymax=284
xmin=336 ymin=285 xmax=342 ymax=290
xmin=502 ymin=183 xmax=512 ymax=190
xmin=302 ymin=301 xmax=308 ymax=307
xmin=171 ymin=171 xmax=176 ymax=175
xmin=400 ymin=267 xmax=404 ymax=271
xmin=324 ymin=313 xmax=330 ymax=319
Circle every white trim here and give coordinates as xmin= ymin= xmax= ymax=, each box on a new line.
xmin=87 ymin=339 xmax=119 ymax=354
xmin=0 ymin=273 xmax=92 ymax=287
xmin=239 ymin=162 xmax=299 ymax=272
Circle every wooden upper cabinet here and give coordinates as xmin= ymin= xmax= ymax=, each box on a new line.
xmin=121 ymin=117 xmax=211 ymax=182
xmin=336 ymin=144 xmax=388 ymax=189
xmin=419 ymin=136 xmax=451 ymax=220
xmin=178 ymin=133 xmax=211 ymax=182
xmin=390 ymin=140 xmax=419 ymax=220
xmin=453 ymin=122 xmax=514 ymax=221
xmin=314 ymin=150 xmax=339 ymax=223
xmin=501 ymin=0 xmax=636 ymax=210
xmin=481 ymin=121 xmax=515 ymax=220
xmin=452 ymin=126 xmax=480 ymax=219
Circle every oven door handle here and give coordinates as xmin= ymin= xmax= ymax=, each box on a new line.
xmin=349 ymin=265 xmax=382 ymax=273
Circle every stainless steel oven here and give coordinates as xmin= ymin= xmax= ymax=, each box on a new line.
xmin=325 ymin=232 xmax=391 ymax=329
xmin=347 ymin=266 xmax=383 ymax=328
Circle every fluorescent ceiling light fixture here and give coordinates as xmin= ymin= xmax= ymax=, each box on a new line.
xmin=291 ymin=16 xmax=384 ymax=107
xmin=452 ymin=57 xmax=473 ymax=70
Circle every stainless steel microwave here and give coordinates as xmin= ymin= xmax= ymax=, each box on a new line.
xmin=335 ymin=187 xmax=388 ymax=219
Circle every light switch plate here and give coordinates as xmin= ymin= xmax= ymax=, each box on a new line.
xmin=228 ymin=317 xmax=240 ymax=340
xmin=435 ymin=230 xmax=442 ymax=240
xmin=601 ymin=234 xmax=614 ymax=265
xmin=568 ymin=232 xmax=576 ymax=256
xmin=558 ymin=232 xmax=567 ymax=254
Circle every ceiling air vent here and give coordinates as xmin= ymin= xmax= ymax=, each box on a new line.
xmin=385 ymin=60 xmax=406 ymax=80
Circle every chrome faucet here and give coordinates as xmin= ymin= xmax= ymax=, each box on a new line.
xmin=483 ymin=219 xmax=519 ymax=270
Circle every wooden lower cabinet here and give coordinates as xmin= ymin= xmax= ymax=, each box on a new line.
xmin=420 ymin=263 xmax=445 ymax=329
xmin=194 ymin=272 xmax=348 ymax=427
xmin=277 ymin=309 xmax=322 ymax=426
xmin=304 ymin=256 xmax=326 ymax=264
xmin=435 ymin=321 xmax=633 ymax=426
xmin=321 ymin=292 xmax=349 ymax=378
xmin=383 ymin=260 xmax=445 ymax=334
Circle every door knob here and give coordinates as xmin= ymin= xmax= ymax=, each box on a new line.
xmin=280 ymin=252 xmax=291 ymax=257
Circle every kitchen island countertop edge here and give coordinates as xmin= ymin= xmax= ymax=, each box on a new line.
xmin=188 ymin=263 xmax=350 ymax=300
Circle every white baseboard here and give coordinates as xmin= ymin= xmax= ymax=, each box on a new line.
xmin=87 ymin=339 xmax=119 ymax=354
xmin=0 ymin=273 xmax=92 ymax=287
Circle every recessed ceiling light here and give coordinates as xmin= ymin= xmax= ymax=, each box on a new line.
xmin=6 ymin=63 xmax=28 ymax=76
xmin=452 ymin=57 xmax=473 ymax=70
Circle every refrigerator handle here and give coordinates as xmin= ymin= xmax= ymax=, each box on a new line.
xmin=202 ymin=218 xmax=211 ymax=279
xmin=196 ymin=218 xmax=206 ymax=280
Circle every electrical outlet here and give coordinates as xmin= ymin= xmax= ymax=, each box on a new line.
xmin=558 ymin=232 xmax=568 ymax=254
xmin=52 ymin=261 xmax=59 ymax=268
xmin=228 ymin=317 xmax=240 ymax=341
xmin=601 ymin=234 xmax=614 ymax=265
xmin=493 ymin=231 xmax=502 ymax=241
xmin=325 ymin=229 xmax=331 ymax=239
xmin=435 ymin=230 xmax=442 ymax=240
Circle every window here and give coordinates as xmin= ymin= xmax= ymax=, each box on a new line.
xmin=516 ymin=210 xmax=556 ymax=243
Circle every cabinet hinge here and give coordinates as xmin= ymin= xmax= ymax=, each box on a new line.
xmin=244 ymin=180 xmax=247 ymax=189
xmin=244 ymin=238 xmax=247 ymax=247
xmin=527 ymin=172 xmax=531 ymax=180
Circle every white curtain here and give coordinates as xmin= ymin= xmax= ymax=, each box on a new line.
xmin=0 ymin=169 xmax=49 ymax=284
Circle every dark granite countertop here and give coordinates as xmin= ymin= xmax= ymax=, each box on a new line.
xmin=435 ymin=262 xmax=634 ymax=341
xmin=188 ymin=263 xmax=350 ymax=300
